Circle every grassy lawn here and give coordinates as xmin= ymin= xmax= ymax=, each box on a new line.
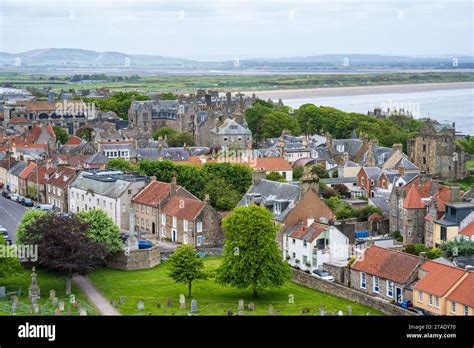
xmin=0 ymin=268 xmax=96 ymax=315
xmin=89 ymin=258 xmax=382 ymax=316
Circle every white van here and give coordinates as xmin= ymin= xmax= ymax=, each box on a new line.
xmin=34 ymin=204 xmax=55 ymax=212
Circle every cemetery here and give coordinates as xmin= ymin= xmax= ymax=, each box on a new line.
xmin=88 ymin=257 xmax=382 ymax=316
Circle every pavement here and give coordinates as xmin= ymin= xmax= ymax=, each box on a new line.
xmin=0 ymin=195 xmax=27 ymax=242
xmin=72 ymin=275 xmax=121 ymax=316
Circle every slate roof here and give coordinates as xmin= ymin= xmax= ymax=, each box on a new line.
xmin=331 ymin=139 xmax=363 ymax=156
xmin=369 ymin=197 xmax=390 ymax=216
xmin=351 ymin=245 xmax=419 ymax=284
xmin=135 ymin=147 xmax=190 ymax=161
xmin=213 ymin=118 xmax=251 ymax=135
xmin=85 ymin=152 xmax=109 ymax=165
xmin=8 ymin=161 xmax=27 ymax=176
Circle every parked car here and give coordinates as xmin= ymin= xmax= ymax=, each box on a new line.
xmin=311 ymin=269 xmax=335 ymax=282
xmin=10 ymin=193 xmax=20 ymax=202
xmin=21 ymin=198 xmax=34 ymax=207
xmin=138 ymin=239 xmax=153 ymax=249
xmin=33 ymin=204 xmax=54 ymax=212
xmin=1 ymin=191 xmax=10 ymax=199
xmin=399 ymin=299 xmax=413 ymax=309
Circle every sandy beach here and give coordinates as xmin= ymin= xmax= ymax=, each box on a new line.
xmin=241 ymin=81 xmax=474 ymax=100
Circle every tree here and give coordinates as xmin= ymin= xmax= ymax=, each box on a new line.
xmin=107 ymin=158 xmax=138 ymax=172
xmin=76 ymin=127 xmax=93 ymax=141
xmin=168 ymin=131 xmax=196 ymax=147
xmin=266 ymin=171 xmax=285 ymax=182
xmin=0 ymin=235 xmax=22 ymax=279
xmin=457 ymin=135 xmax=474 ymax=154
xmin=216 ymin=205 xmax=292 ymax=297
xmin=203 ymin=177 xmax=241 ymax=211
xmin=333 ymin=184 xmax=350 ymax=197
xmin=440 ymin=239 xmax=474 ymax=257
xmin=310 ymin=164 xmax=329 ymax=179
xmin=160 ymin=92 xmax=177 ymax=100
xmin=22 ymin=214 xmax=108 ymax=294
xmin=293 ymin=166 xmax=304 ymax=180
xmin=76 ymin=209 xmax=123 ymax=254
xmin=153 ymin=126 xmax=177 ymax=141
xmin=53 ymin=126 xmax=69 ymax=145
xmin=336 ymin=206 xmax=355 ymax=220
xmin=16 ymin=210 xmax=47 ymax=244
xmin=167 ymin=244 xmax=207 ymax=297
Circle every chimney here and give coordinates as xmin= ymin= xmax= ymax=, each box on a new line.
xmin=392 ymin=143 xmax=403 ymax=153
xmin=170 ymin=173 xmax=177 ymax=196
xmin=204 ymin=194 xmax=210 ymax=204
xmin=430 ymin=179 xmax=440 ymax=196
xmin=419 ymin=251 xmax=427 ymax=265
xmin=398 ymin=165 xmax=405 ymax=177
xmin=450 ymin=185 xmax=461 ymax=203
xmin=150 ymin=176 xmax=156 ymax=182
xmin=306 ymin=218 xmax=314 ymax=227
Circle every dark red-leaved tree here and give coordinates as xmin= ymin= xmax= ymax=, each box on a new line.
xmin=24 ymin=214 xmax=108 ymax=294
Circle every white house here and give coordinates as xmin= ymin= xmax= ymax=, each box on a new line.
xmin=282 ymin=219 xmax=350 ymax=272
xmin=68 ymin=169 xmax=148 ymax=230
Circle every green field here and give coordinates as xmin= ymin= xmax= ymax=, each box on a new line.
xmin=1 ymin=71 xmax=473 ymax=93
xmin=0 ymin=268 xmax=95 ymax=316
xmin=88 ymin=257 xmax=382 ymax=316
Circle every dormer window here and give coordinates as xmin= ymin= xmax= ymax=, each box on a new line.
xmin=378 ymin=153 xmax=385 ymax=163
xmin=336 ymin=145 xmax=344 ymax=152
xmin=274 ymin=202 xmax=282 ymax=214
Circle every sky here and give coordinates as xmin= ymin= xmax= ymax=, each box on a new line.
xmin=0 ymin=0 xmax=473 ymax=60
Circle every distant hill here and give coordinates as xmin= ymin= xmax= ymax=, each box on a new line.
xmin=0 ymin=48 xmax=473 ymax=70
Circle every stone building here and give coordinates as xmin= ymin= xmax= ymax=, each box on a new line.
xmin=401 ymin=184 xmax=427 ymax=245
xmin=407 ymin=119 xmax=467 ymax=180
xmin=46 ymin=167 xmax=77 ymax=212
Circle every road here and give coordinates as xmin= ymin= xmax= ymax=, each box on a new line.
xmin=0 ymin=195 xmax=27 ymax=242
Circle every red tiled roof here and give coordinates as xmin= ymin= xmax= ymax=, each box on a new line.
xmin=19 ymin=162 xmax=37 ymax=180
xmin=447 ymin=272 xmax=474 ymax=307
xmin=26 ymin=125 xmax=42 ymax=144
xmin=403 ymin=184 xmax=425 ymax=209
xmin=352 ymin=245 xmax=419 ymax=284
xmin=288 ymin=222 xmax=328 ymax=243
xmin=46 ymin=124 xmax=55 ymax=138
xmin=9 ymin=116 xmax=30 ymax=123
xmin=161 ymin=195 xmax=204 ymax=221
xmin=64 ymin=135 xmax=83 ymax=146
xmin=413 ymin=260 xmax=466 ymax=297
xmin=27 ymin=166 xmax=56 ymax=185
xmin=46 ymin=167 xmax=76 ymax=189
xmin=254 ymin=157 xmax=292 ymax=171
xmin=132 ymin=181 xmax=171 ymax=206
xmin=460 ymin=222 xmax=474 ymax=237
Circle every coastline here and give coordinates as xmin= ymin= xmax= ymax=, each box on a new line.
xmin=241 ymin=81 xmax=474 ymax=100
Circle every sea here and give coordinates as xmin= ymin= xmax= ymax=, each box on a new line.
xmin=283 ymin=88 xmax=474 ymax=135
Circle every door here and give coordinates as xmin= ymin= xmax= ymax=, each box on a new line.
xmin=152 ymin=222 xmax=156 ymax=235
xmin=172 ymin=230 xmax=177 ymax=242
xmin=396 ymin=287 xmax=403 ymax=303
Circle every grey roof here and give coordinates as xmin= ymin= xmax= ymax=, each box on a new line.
xmin=135 ymin=147 xmax=190 ymax=161
xmin=321 ymin=177 xmax=357 ymax=185
xmin=393 ymin=156 xmax=418 ymax=170
xmin=331 ymin=139 xmax=363 ymax=156
xmin=311 ymin=147 xmax=336 ymax=163
xmin=9 ymin=161 xmax=27 ymax=176
xmin=237 ymin=179 xmax=300 ymax=222
xmin=213 ymin=118 xmax=251 ymax=136
xmin=188 ymin=147 xmax=211 ymax=156
xmin=70 ymin=170 xmax=148 ymax=199
xmin=85 ymin=152 xmax=109 ymax=165
xmin=369 ymin=197 xmax=390 ymax=216
xmin=363 ymin=167 xmax=383 ymax=180
xmin=253 ymin=149 xmax=281 ymax=158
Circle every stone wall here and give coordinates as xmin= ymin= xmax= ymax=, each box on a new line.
xmin=107 ymin=246 xmax=161 ymax=271
xmin=291 ymin=269 xmax=414 ymax=316
xmin=321 ymin=263 xmax=350 ymax=286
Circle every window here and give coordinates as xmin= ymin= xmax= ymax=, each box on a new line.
xmin=303 ymin=240 xmax=307 ymax=248
xmin=172 ymin=216 xmax=177 ymax=228
xmin=292 ymin=238 xmax=296 ymax=245
xmin=183 ymin=234 xmax=188 ymax=244
xmin=373 ymin=276 xmax=380 ymax=293
xmin=418 ymin=291 xmax=423 ymax=303
xmin=161 ymin=214 xmax=166 ymax=225
xmin=440 ymin=226 xmax=447 ymax=241
xmin=161 ymin=227 xmax=166 ymax=238
xmin=435 ymin=297 xmax=439 ymax=308
xmin=464 ymin=305 xmax=469 ymax=316
xmin=292 ymin=252 xmax=296 ymax=258
xmin=274 ymin=202 xmax=281 ymax=214
xmin=196 ymin=235 xmax=203 ymax=246
xmin=141 ymin=204 xmax=145 ymax=213
xmin=428 ymin=294 xmax=433 ymax=306
xmin=360 ymin=272 xmax=367 ymax=289
xmin=196 ymin=222 xmax=203 ymax=232
xmin=386 ymin=281 xmax=394 ymax=298
xmin=302 ymin=255 xmax=308 ymax=265
xmin=336 ymin=144 xmax=344 ymax=152
xmin=183 ymin=219 xmax=188 ymax=232
xmin=451 ymin=301 xmax=456 ymax=314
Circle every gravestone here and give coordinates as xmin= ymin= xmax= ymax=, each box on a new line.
xmin=137 ymin=300 xmax=145 ymax=311
xmin=338 ymin=310 xmax=343 ymax=316
xmin=302 ymin=307 xmax=310 ymax=314
xmin=179 ymin=294 xmax=186 ymax=309
xmin=79 ymin=308 xmax=87 ymax=316
xmin=347 ymin=306 xmax=352 ymax=316
xmin=191 ymin=299 xmax=198 ymax=313
xmin=227 ymin=309 xmax=233 ymax=316
xmin=0 ymin=286 xmax=6 ymax=298
xmin=238 ymin=299 xmax=244 ymax=310
xmin=111 ymin=300 xmax=119 ymax=308
xmin=28 ymin=267 xmax=41 ymax=299
xmin=33 ymin=304 xmax=40 ymax=314
xmin=166 ymin=297 xmax=172 ymax=307
xmin=319 ymin=305 xmax=325 ymax=316
xmin=247 ymin=303 xmax=255 ymax=311
xmin=156 ymin=303 xmax=161 ymax=308
xmin=12 ymin=302 xmax=17 ymax=315
xmin=11 ymin=294 xmax=18 ymax=303
xmin=52 ymin=297 xmax=59 ymax=308
xmin=58 ymin=300 xmax=65 ymax=312
xmin=268 ymin=304 xmax=273 ymax=316
xmin=49 ymin=289 xmax=56 ymax=300
xmin=31 ymin=296 xmax=37 ymax=306
xmin=55 ymin=308 xmax=61 ymax=316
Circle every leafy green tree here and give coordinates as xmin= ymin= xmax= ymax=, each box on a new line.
xmin=16 ymin=210 xmax=47 ymax=244
xmin=168 ymin=244 xmax=207 ymax=297
xmin=168 ymin=131 xmax=196 ymax=147
xmin=354 ymin=205 xmax=382 ymax=221
xmin=203 ymin=177 xmax=241 ymax=211
xmin=107 ymin=158 xmax=138 ymax=172
xmin=293 ymin=166 xmax=304 ymax=180
xmin=216 ymin=205 xmax=292 ymax=297
xmin=440 ymin=239 xmax=474 ymax=257
xmin=336 ymin=206 xmax=355 ymax=220
xmin=0 ymin=235 xmax=22 ymax=279
xmin=76 ymin=127 xmax=92 ymax=141
xmin=53 ymin=126 xmax=69 ymax=145
xmin=138 ymin=159 xmax=177 ymax=182
xmin=457 ymin=135 xmax=474 ymax=154
xmin=310 ymin=164 xmax=329 ymax=179
xmin=266 ymin=171 xmax=285 ymax=182
xmin=160 ymin=92 xmax=177 ymax=100
xmin=81 ymin=92 xmax=150 ymax=120
xmin=202 ymin=162 xmax=252 ymax=195
xmin=76 ymin=209 xmax=122 ymax=254
xmin=153 ymin=126 xmax=177 ymax=140
xmin=426 ymin=248 xmax=443 ymax=260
